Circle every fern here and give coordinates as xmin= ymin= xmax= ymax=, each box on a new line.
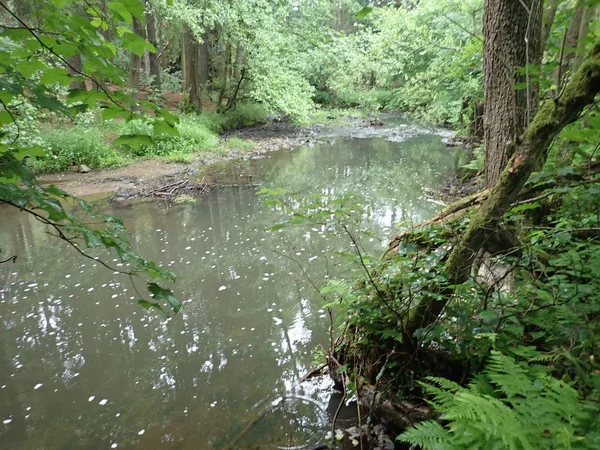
xmin=398 ymin=351 xmax=597 ymax=449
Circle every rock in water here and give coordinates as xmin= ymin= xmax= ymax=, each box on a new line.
xmin=78 ymin=164 xmax=91 ymax=173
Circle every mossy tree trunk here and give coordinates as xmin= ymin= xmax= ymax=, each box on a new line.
xmin=404 ymin=39 xmax=600 ymax=344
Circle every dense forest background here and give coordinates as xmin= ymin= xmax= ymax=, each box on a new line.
xmin=1 ymin=0 xmax=600 ymax=448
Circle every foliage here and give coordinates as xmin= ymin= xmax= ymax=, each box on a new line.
xmin=119 ymin=114 xmax=218 ymax=157
xmin=398 ymin=352 xmax=599 ymax=449
xmin=29 ymin=125 xmax=127 ymax=172
xmin=0 ymin=0 xmax=180 ymax=312
xmin=309 ymin=0 xmax=483 ymax=122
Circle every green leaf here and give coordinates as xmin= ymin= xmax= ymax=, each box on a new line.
xmin=122 ymin=33 xmax=156 ymax=57
xmin=114 ymin=134 xmax=153 ymax=149
xmin=355 ymin=6 xmax=373 ymax=19
xmin=14 ymin=60 xmax=46 ymax=78
xmin=138 ymin=299 xmax=165 ymax=314
xmin=12 ymin=146 xmax=46 ymax=160
xmin=40 ymin=67 xmax=72 ymax=86
xmin=147 ymin=283 xmax=181 ymax=313
xmin=153 ymin=119 xmax=179 ymax=137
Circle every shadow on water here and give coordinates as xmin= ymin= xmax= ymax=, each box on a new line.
xmin=0 ymin=124 xmax=463 ymax=449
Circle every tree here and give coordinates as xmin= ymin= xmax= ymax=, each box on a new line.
xmin=483 ymin=0 xmax=542 ymax=187
xmin=182 ymin=25 xmax=202 ymax=111
xmin=0 ymin=0 xmax=181 ymax=313
xmin=404 ymin=37 xmax=600 ymax=346
xmin=145 ymin=1 xmax=161 ymax=90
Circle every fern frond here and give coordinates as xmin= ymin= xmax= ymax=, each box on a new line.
xmin=397 ymin=420 xmax=453 ymax=450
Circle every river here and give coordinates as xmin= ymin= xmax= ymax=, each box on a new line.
xmin=0 ymin=119 xmax=464 ymax=449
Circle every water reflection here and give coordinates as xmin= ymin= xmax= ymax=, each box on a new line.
xmin=0 ymin=130 xmax=462 ymax=449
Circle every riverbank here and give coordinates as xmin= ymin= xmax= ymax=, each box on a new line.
xmin=37 ymin=121 xmax=316 ymax=198
xmin=36 ymin=112 xmax=420 ymax=199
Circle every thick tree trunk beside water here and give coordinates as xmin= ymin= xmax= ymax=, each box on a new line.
xmin=404 ymin=38 xmax=600 ymax=343
xmin=483 ymin=0 xmax=542 ymax=187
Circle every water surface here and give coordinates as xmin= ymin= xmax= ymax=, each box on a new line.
xmin=0 ymin=124 xmax=463 ymax=449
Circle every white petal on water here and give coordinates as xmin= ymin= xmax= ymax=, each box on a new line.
xmin=33 ymin=383 xmax=43 ymax=390
xmin=218 ymin=286 xmax=227 ymax=291
xmin=137 ymin=429 xmax=145 ymax=435
xmin=99 ymin=399 xmax=108 ymax=406
xmin=88 ymin=396 xmax=95 ymax=402
xmin=111 ymin=444 xmax=118 ymax=449
xmin=3 ymin=418 xmax=12 ymax=424
xmin=273 ymin=317 xmax=283 ymax=325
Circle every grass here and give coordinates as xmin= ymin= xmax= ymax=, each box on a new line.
xmin=29 ymin=103 xmax=268 ymax=173
xmin=29 ymin=125 xmax=129 ymax=173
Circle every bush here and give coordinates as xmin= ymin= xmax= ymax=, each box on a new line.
xmin=313 ymin=90 xmax=334 ymax=105
xmin=30 ymin=126 xmax=126 ymax=173
xmin=218 ymin=103 xmax=268 ymax=130
xmin=119 ymin=115 xmax=220 ymax=157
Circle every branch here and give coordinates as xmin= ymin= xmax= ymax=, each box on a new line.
xmin=0 ymin=1 xmax=127 ymax=112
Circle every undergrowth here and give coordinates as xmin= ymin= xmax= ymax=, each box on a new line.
xmin=261 ymin=112 xmax=600 ymax=448
xmin=27 ymin=103 xmax=267 ymax=173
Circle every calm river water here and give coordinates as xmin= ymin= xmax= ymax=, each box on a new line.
xmin=0 ymin=121 xmax=463 ymax=449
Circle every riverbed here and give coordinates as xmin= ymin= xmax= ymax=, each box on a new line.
xmin=0 ymin=118 xmax=464 ymax=449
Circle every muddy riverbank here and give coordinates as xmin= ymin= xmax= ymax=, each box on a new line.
xmin=37 ymin=121 xmax=317 ymax=198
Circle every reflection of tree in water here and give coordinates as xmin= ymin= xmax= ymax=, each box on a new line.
xmin=0 ymin=134 xmax=459 ymax=449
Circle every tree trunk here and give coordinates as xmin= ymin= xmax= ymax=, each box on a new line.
xmin=554 ymin=1 xmax=586 ymax=97
xmin=129 ymin=16 xmax=145 ymax=90
xmin=199 ymin=33 xmax=210 ymax=87
xmin=145 ymin=3 xmax=161 ymax=90
xmin=483 ymin=0 xmax=542 ymax=187
xmin=67 ymin=54 xmax=86 ymax=90
xmin=573 ymin=4 xmax=597 ymax=71
xmin=183 ymin=26 xmax=202 ymax=112
xmin=404 ymin=39 xmax=600 ymax=344
xmin=234 ymin=43 xmax=244 ymax=82
xmin=541 ymin=0 xmax=560 ymax=52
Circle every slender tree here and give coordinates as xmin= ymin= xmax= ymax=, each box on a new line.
xmin=145 ymin=2 xmax=161 ymax=90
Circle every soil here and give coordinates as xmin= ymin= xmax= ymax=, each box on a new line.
xmin=37 ymin=121 xmax=316 ymax=198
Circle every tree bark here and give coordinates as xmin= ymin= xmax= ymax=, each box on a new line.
xmin=483 ymin=0 xmax=542 ymax=187
xmin=145 ymin=2 xmax=161 ymax=90
xmin=404 ymin=38 xmax=600 ymax=344
xmin=199 ymin=32 xmax=210 ymax=88
xmin=182 ymin=26 xmax=202 ymax=112
xmin=541 ymin=0 xmax=560 ymax=52
xmin=67 ymin=54 xmax=86 ymax=90
xmin=129 ymin=16 xmax=145 ymax=90
xmin=573 ymin=4 xmax=597 ymax=71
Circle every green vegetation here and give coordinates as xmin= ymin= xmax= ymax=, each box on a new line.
xmin=1 ymin=0 xmax=600 ymax=448
xmin=23 ymin=104 xmax=267 ymax=173
xmin=29 ymin=125 xmax=128 ymax=172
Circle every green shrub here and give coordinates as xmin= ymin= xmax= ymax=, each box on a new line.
xmin=334 ymin=90 xmax=363 ymax=108
xmin=374 ymin=89 xmax=393 ymax=109
xmin=118 ymin=115 xmax=220 ymax=158
xmin=30 ymin=126 xmax=126 ymax=173
xmin=313 ymin=90 xmax=334 ymax=105
xmin=219 ymin=103 xmax=268 ymax=130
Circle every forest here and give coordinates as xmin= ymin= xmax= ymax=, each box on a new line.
xmin=1 ymin=0 xmax=600 ymax=449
